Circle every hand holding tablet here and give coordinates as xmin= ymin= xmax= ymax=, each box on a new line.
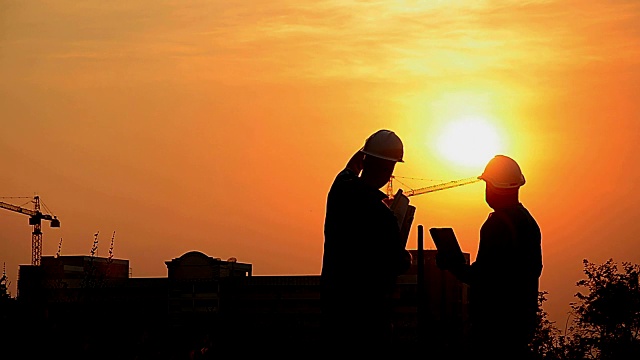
xmin=429 ymin=227 xmax=466 ymax=269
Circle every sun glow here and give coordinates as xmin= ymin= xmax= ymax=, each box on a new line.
xmin=436 ymin=117 xmax=502 ymax=168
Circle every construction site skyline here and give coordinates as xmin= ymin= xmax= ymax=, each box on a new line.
xmin=1 ymin=174 xmax=480 ymax=289
xmin=2 ymin=0 xmax=640 ymax=332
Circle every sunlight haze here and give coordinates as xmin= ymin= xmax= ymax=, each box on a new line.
xmin=436 ymin=117 xmax=503 ymax=168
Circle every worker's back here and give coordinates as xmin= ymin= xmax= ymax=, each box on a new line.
xmin=471 ymin=203 xmax=542 ymax=357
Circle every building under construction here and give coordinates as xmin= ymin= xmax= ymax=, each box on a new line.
xmin=0 ymin=174 xmax=482 ymax=357
xmin=7 ymin=248 xmax=469 ymax=358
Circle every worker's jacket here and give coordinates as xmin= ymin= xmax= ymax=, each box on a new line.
xmin=451 ymin=203 xmax=542 ymax=346
xmin=321 ymin=169 xmax=412 ymax=330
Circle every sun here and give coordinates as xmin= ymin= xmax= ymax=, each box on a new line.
xmin=436 ymin=117 xmax=502 ymax=168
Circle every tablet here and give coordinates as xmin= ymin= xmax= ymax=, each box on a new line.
xmin=429 ymin=227 xmax=465 ymax=265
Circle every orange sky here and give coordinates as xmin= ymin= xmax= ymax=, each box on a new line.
xmin=1 ymin=0 xmax=639 ymax=327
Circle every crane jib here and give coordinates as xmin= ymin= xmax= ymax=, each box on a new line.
xmin=387 ymin=176 xmax=482 ymax=198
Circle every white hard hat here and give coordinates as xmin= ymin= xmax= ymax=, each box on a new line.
xmin=478 ymin=155 xmax=525 ymax=189
xmin=360 ymin=129 xmax=404 ymax=162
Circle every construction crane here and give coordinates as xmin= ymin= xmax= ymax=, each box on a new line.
xmin=0 ymin=196 xmax=60 ymax=266
xmin=386 ymin=175 xmax=482 ymax=198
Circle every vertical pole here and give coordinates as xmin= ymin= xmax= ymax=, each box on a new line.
xmin=417 ymin=224 xmax=424 ymax=343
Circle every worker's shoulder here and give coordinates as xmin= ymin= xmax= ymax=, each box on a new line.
xmin=488 ymin=206 xmax=541 ymax=237
xmin=328 ymin=169 xmax=360 ymax=196
xmin=485 ymin=211 xmax=506 ymax=226
xmin=485 ymin=209 xmax=518 ymax=232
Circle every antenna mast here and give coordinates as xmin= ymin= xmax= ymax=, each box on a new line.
xmin=108 ymin=231 xmax=115 ymax=262
xmin=56 ymin=237 xmax=63 ymax=258
xmin=90 ymin=232 xmax=99 ymax=258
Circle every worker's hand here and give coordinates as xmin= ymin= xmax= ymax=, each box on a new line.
xmin=345 ymin=150 xmax=365 ymax=175
xmin=382 ymin=197 xmax=394 ymax=207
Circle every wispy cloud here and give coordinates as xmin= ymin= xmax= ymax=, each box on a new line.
xmin=189 ymin=0 xmax=640 ymax=82
xmin=2 ymin=0 xmax=639 ymax=86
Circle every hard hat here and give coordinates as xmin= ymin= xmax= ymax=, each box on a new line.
xmin=478 ymin=155 xmax=525 ymax=189
xmin=360 ymin=129 xmax=404 ymax=162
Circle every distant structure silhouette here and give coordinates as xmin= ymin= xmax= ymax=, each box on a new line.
xmin=437 ymin=155 xmax=542 ymax=359
xmin=320 ymin=129 xmax=412 ymax=355
xmin=9 ymin=247 xmax=474 ymax=357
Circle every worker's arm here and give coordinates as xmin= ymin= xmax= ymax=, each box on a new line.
xmin=439 ymin=214 xmax=512 ymax=285
xmin=345 ymin=149 xmax=365 ymax=175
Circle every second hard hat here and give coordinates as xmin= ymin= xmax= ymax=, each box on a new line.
xmin=360 ymin=129 xmax=404 ymax=162
xmin=479 ymin=155 xmax=525 ymax=189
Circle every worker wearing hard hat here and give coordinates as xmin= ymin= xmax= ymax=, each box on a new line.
xmin=437 ymin=155 xmax=542 ymax=360
xmin=320 ymin=129 xmax=412 ymax=355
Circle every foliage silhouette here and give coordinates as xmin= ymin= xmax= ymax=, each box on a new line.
xmin=531 ymin=291 xmax=564 ymax=359
xmin=531 ymin=258 xmax=640 ymax=359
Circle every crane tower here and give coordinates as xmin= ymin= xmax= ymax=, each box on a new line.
xmin=0 ymin=196 xmax=60 ymax=266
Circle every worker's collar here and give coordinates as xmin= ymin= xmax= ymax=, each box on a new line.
xmin=491 ymin=202 xmax=523 ymax=210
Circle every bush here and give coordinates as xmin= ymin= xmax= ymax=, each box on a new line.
xmin=532 ymin=259 xmax=640 ymax=360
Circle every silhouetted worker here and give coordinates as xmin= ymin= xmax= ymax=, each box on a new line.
xmin=321 ymin=129 xmax=412 ymax=355
xmin=437 ymin=154 xmax=542 ymax=360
